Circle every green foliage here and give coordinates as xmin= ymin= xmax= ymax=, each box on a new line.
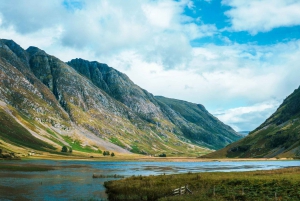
xmin=110 ymin=137 xmax=125 ymax=148
xmin=69 ymin=147 xmax=72 ymax=153
xmin=111 ymin=152 xmax=115 ymax=157
xmin=105 ymin=167 xmax=300 ymax=201
xmin=46 ymin=128 xmax=57 ymax=137
xmin=61 ymin=145 xmax=68 ymax=152
xmin=130 ymin=144 xmax=140 ymax=154
xmin=158 ymin=153 xmax=166 ymax=157
xmin=62 ymin=136 xmax=101 ymax=153
xmin=103 ymin=151 xmax=110 ymax=156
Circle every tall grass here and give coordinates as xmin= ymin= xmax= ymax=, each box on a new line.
xmin=105 ymin=167 xmax=300 ymax=201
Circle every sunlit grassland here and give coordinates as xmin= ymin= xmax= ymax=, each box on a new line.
xmin=105 ymin=167 xmax=300 ymax=201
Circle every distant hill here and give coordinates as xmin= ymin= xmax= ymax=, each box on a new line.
xmin=204 ymin=86 xmax=300 ymax=158
xmin=238 ymin=131 xmax=250 ymax=136
xmin=0 ymin=39 xmax=241 ymax=156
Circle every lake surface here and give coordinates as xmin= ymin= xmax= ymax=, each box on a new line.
xmin=0 ymin=160 xmax=299 ymax=200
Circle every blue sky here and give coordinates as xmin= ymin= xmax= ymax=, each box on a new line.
xmin=1 ymin=0 xmax=300 ymax=131
xmin=186 ymin=0 xmax=300 ymax=46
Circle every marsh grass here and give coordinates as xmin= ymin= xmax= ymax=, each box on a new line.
xmin=93 ymin=174 xmax=125 ymax=178
xmin=0 ymin=165 xmax=54 ymax=171
xmin=105 ymin=167 xmax=300 ymax=201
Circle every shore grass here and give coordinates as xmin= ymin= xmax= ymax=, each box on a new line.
xmin=104 ymin=167 xmax=300 ymax=201
xmin=0 ymin=164 xmax=54 ymax=171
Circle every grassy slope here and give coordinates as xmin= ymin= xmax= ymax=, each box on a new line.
xmin=0 ymin=108 xmax=55 ymax=151
xmin=105 ymin=167 xmax=300 ymax=201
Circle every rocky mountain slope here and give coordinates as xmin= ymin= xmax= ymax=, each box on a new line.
xmin=205 ymin=86 xmax=300 ymax=158
xmin=0 ymin=39 xmax=241 ymax=156
xmin=155 ymin=96 xmax=241 ymax=149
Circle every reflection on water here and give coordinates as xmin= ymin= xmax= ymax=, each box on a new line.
xmin=0 ymin=160 xmax=299 ymax=200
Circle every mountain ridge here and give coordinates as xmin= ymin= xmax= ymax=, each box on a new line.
xmin=0 ymin=39 xmax=241 ymax=157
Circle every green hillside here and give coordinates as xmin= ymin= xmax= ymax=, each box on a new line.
xmin=204 ymin=86 xmax=300 ymax=158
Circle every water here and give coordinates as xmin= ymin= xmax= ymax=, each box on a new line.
xmin=0 ymin=160 xmax=299 ymax=200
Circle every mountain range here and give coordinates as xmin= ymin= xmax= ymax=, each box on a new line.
xmin=0 ymin=39 xmax=242 ymax=157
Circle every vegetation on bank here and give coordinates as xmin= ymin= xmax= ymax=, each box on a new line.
xmin=105 ymin=167 xmax=300 ymax=201
xmin=0 ymin=164 xmax=54 ymax=171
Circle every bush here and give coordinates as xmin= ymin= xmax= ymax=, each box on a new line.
xmin=111 ymin=152 xmax=115 ymax=157
xmin=61 ymin=145 xmax=68 ymax=152
xmin=103 ymin=151 xmax=110 ymax=156
xmin=69 ymin=147 xmax=72 ymax=153
xmin=159 ymin=153 xmax=166 ymax=157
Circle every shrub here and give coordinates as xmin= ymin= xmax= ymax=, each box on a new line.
xmin=111 ymin=152 xmax=115 ymax=157
xmin=69 ymin=147 xmax=72 ymax=153
xmin=61 ymin=145 xmax=68 ymax=152
xmin=159 ymin=153 xmax=166 ymax=157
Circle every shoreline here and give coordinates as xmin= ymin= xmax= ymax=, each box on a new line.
xmin=2 ymin=153 xmax=297 ymax=162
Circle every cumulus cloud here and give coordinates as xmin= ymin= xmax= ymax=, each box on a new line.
xmin=222 ymin=0 xmax=300 ymax=34
xmin=0 ymin=0 xmax=216 ymax=68
xmin=0 ymin=0 xmax=65 ymax=34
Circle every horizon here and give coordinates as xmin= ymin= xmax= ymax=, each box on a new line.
xmin=1 ymin=0 xmax=300 ymax=131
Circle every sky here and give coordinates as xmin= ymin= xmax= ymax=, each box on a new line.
xmin=0 ymin=0 xmax=300 ymax=132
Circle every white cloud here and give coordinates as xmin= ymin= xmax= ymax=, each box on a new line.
xmin=0 ymin=0 xmax=64 ymax=34
xmin=223 ymin=0 xmax=300 ymax=34
xmin=0 ymin=0 xmax=216 ymax=68
xmin=214 ymin=100 xmax=281 ymax=131
xmin=187 ymin=1 xmax=195 ymax=10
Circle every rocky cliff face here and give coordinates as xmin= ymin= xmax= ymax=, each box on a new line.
xmin=155 ymin=96 xmax=241 ymax=149
xmin=0 ymin=39 xmax=241 ymax=156
xmin=67 ymin=58 xmax=164 ymax=122
xmin=204 ymin=86 xmax=300 ymax=158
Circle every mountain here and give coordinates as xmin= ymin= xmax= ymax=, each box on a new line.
xmin=204 ymin=86 xmax=300 ymax=158
xmin=238 ymin=131 xmax=250 ymax=136
xmin=155 ymin=96 xmax=241 ymax=149
xmin=0 ymin=39 xmax=241 ymax=157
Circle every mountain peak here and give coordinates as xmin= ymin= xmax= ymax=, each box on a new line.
xmin=26 ymin=46 xmax=47 ymax=56
xmin=0 ymin=39 xmax=29 ymax=63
